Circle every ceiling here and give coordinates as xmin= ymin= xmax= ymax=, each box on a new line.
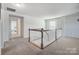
xmin=2 ymin=3 xmax=79 ymax=19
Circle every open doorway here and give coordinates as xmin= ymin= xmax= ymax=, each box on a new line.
xmin=9 ymin=15 xmax=24 ymax=39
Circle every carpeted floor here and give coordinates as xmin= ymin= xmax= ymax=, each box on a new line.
xmin=2 ymin=37 xmax=79 ymax=55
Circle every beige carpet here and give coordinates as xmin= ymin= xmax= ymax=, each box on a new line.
xmin=2 ymin=37 xmax=79 ymax=55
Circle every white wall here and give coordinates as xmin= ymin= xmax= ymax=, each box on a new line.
xmin=63 ymin=12 xmax=79 ymax=38
xmin=0 ymin=20 xmax=1 ymax=49
xmin=0 ymin=19 xmax=1 ymax=54
xmin=1 ymin=9 xmax=9 ymax=48
xmin=0 ymin=16 xmax=1 ymax=49
xmin=0 ymin=3 xmax=1 ymax=49
xmin=24 ymin=17 xmax=44 ymax=38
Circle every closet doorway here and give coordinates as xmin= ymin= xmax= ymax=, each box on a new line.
xmin=9 ymin=15 xmax=24 ymax=39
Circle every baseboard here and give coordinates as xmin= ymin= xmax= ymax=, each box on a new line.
xmin=64 ymin=36 xmax=79 ymax=39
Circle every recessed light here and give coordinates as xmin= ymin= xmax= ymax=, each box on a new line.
xmin=15 ymin=3 xmax=21 ymax=7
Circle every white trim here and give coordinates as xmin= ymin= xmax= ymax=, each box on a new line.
xmin=0 ymin=48 xmax=1 ymax=55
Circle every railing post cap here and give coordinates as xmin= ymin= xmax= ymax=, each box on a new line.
xmin=41 ymin=28 xmax=43 ymax=30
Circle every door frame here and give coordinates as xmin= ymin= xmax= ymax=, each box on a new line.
xmin=9 ymin=14 xmax=24 ymax=39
